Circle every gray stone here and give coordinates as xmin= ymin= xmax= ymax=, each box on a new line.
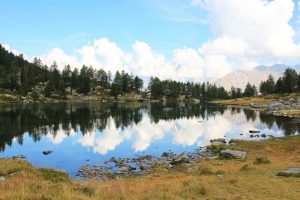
xmin=210 ymin=138 xmax=226 ymax=144
xmin=0 ymin=176 xmax=5 ymax=181
xmin=211 ymin=141 xmax=226 ymax=145
xmin=277 ymin=168 xmax=300 ymax=177
xmin=171 ymin=152 xmax=189 ymax=165
xmin=220 ymin=149 xmax=246 ymax=159
xmin=42 ymin=150 xmax=53 ymax=155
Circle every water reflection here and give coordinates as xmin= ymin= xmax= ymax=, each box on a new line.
xmin=0 ymin=102 xmax=299 ymax=175
xmin=0 ymin=102 xmax=299 ymax=153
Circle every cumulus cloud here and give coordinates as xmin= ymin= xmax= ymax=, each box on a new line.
xmin=198 ymin=0 xmax=300 ymax=64
xmin=9 ymin=0 xmax=300 ymax=81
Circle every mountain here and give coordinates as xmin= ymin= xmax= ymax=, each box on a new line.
xmin=215 ymin=64 xmax=300 ymax=91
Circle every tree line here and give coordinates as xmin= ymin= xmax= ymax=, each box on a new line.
xmin=259 ymin=68 xmax=300 ymax=95
xmin=1 ymin=44 xmax=299 ymax=101
xmin=0 ymin=44 xmax=143 ymax=99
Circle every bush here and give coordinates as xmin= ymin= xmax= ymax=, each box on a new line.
xmin=254 ymin=157 xmax=270 ymax=164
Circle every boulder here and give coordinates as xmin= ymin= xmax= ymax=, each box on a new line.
xmin=161 ymin=152 xmax=175 ymax=158
xmin=115 ymin=166 xmax=130 ymax=174
xmin=171 ymin=153 xmax=189 ymax=165
xmin=220 ymin=149 xmax=246 ymax=159
xmin=276 ymin=168 xmax=300 ymax=177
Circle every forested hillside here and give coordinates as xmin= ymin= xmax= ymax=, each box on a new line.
xmin=0 ymin=44 xmax=143 ymax=100
xmin=0 ymin=44 xmax=299 ymax=102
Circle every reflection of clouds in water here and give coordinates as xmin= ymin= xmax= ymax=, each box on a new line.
xmin=51 ymin=109 xmax=287 ymax=155
xmin=131 ymin=117 xmax=165 ymax=152
xmin=46 ymin=126 xmax=75 ymax=144
xmin=77 ymin=117 xmax=132 ymax=155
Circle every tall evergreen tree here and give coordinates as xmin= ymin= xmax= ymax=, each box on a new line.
xmin=282 ymin=68 xmax=298 ymax=93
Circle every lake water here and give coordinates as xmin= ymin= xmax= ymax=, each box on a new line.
xmin=0 ymin=102 xmax=299 ymax=177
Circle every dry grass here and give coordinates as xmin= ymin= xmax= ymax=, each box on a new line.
xmin=211 ymin=93 xmax=298 ymax=106
xmin=1 ymin=136 xmax=300 ymax=199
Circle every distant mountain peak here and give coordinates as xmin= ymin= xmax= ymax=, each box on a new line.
xmin=215 ymin=64 xmax=299 ymax=91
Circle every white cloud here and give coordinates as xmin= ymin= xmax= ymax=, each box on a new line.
xmin=40 ymin=48 xmax=80 ymax=68
xmin=199 ymin=0 xmax=300 ymax=63
xmin=5 ymin=0 xmax=300 ymax=81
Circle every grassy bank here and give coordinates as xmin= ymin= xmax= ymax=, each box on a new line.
xmin=211 ymin=93 xmax=298 ymax=106
xmin=211 ymin=93 xmax=300 ymax=117
xmin=1 ymin=136 xmax=300 ymax=200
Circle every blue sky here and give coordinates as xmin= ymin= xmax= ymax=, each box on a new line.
xmin=0 ymin=0 xmax=210 ymax=56
xmin=1 ymin=0 xmax=300 ymax=81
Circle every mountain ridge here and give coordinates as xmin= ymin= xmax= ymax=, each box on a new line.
xmin=215 ymin=64 xmax=300 ymax=91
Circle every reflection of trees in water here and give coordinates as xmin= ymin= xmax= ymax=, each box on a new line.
xmin=0 ymin=102 xmax=145 ymax=151
xmin=0 ymin=103 xmax=298 ymax=152
xmin=243 ymin=109 xmax=257 ymax=122
xmin=258 ymin=112 xmax=300 ymax=136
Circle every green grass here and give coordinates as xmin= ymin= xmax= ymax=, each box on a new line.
xmin=38 ymin=168 xmax=69 ymax=183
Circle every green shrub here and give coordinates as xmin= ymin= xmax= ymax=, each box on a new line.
xmin=254 ymin=157 xmax=270 ymax=164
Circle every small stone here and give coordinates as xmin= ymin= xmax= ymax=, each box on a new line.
xmin=0 ymin=176 xmax=5 ymax=181
xmin=210 ymin=138 xmax=226 ymax=144
xmin=42 ymin=150 xmax=53 ymax=155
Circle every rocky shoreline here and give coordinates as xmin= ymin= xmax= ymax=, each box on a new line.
xmin=76 ymin=147 xmax=218 ymax=180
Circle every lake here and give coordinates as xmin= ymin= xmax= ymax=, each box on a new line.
xmin=0 ymin=102 xmax=299 ymax=177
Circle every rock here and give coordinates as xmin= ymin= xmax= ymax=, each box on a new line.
xmin=0 ymin=176 xmax=5 ymax=181
xmin=260 ymin=134 xmax=267 ymax=138
xmin=42 ymin=150 xmax=53 ymax=155
xmin=210 ymin=138 xmax=226 ymax=144
xmin=211 ymin=141 xmax=226 ymax=145
xmin=277 ymin=168 xmax=300 ymax=177
xmin=220 ymin=149 xmax=246 ymax=159
xmin=108 ymin=157 xmax=117 ymax=163
xmin=249 ymin=130 xmax=260 ymax=133
xmin=115 ymin=165 xmax=136 ymax=174
xmin=171 ymin=152 xmax=189 ymax=165
xmin=161 ymin=152 xmax=175 ymax=158
xmin=12 ymin=155 xmax=26 ymax=159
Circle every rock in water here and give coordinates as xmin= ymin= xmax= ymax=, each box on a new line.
xmin=42 ymin=150 xmax=53 ymax=155
xmin=220 ymin=149 xmax=246 ymax=159
xmin=249 ymin=130 xmax=260 ymax=133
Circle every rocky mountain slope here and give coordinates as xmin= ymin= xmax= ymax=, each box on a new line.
xmin=215 ymin=64 xmax=300 ymax=91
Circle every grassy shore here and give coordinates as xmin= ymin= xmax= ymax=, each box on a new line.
xmin=211 ymin=93 xmax=300 ymax=117
xmin=211 ymin=93 xmax=298 ymax=106
xmin=1 ymin=136 xmax=300 ymax=200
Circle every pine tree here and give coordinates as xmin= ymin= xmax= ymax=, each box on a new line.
xmin=282 ymin=68 xmax=298 ymax=93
